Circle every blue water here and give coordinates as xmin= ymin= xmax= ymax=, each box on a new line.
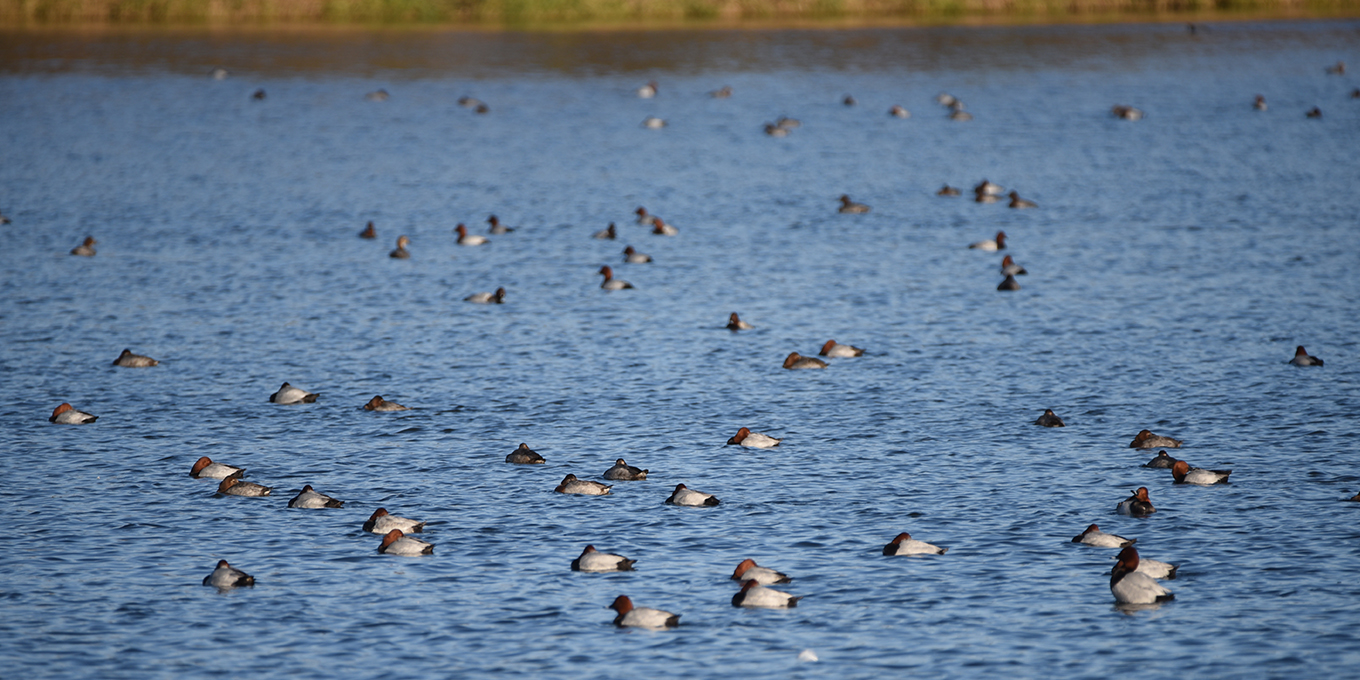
xmin=1 ymin=19 xmax=1359 ymax=679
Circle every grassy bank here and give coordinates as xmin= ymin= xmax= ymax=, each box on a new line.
xmin=2 ymin=0 xmax=1356 ymax=26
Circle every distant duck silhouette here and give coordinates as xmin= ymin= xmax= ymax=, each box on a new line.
xmin=937 ymin=185 xmax=961 ymax=197
xmin=1325 ymin=60 xmax=1346 ymax=75
xmin=764 ymin=123 xmax=789 ymax=137
xmin=1306 ymin=107 xmax=1322 ymax=119
xmin=365 ymin=89 xmax=389 ymax=102
xmin=726 ymin=312 xmax=753 ymax=331
xmin=359 ymin=221 xmax=376 ymax=239
xmin=70 ymin=236 xmax=96 ymax=256
xmin=643 ymin=116 xmax=667 ymax=129
xmin=838 ymin=195 xmax=870 ymax=213
xmin=252 ymin=89 xmax=266 ymax=100
xmin=599 ymin=265 xmax=633 ymax=290
xmin=843 ymin=95 xmax=857 ymax=106
xmin=1253 ymin=95 xmax=1267 ymax=111
xmin=456 ymin=224 xmax=488 ymax=246
xmin=487 ymin=215 xmax=514 ymax=234
xmin=949 ymin=110 xmax=973 ymax=121
xmin=889 ymin=105 xmax=910 ymax=118
xmin=1112 ymin=105 xmax=1143 ymax=120
xmin=458 ymin=96 xmax=484 ymax=109
xmin=210 ymin=68 xmax=229 ymax=80
xmin=710 ymin=86 xmax=732 ymax=98
xmin=592 ymin=222 xmax=617 ymax=239
xmin=389 ymin=235 xmax=410 ymax=259
xmin=637 ymin=81 xmax=658 ymax=98
xmin=623 ymin=246 xmax=652 ymax=263
xmin=1008 ymin=191 xmax=1037 ymax=209
xmin=776 ymin=117 xmax=800 ymax=129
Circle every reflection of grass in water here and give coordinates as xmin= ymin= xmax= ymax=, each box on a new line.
xmin=5 ymin=0 xmax=1357 ymax=24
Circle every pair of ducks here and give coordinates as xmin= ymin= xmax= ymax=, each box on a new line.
xmin=783 ymin=340 xmax=867 ymax=369
xmin=1072 ymin=527 xmax=1176 ymax=604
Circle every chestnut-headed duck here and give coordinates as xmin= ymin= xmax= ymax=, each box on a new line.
xmin=819 ymin=340 xmax=865 ymax=357
xmin=997 ymin=275 xmax=1021 ymax=291
xmin=603 ymin=458 xmax=648 ymax=481
xmin=270 ymin=382 xmax=318 ymax=404
xmin=643 ymin=116 xmax=666 ymax=129
xmin=1110 ymin=546 xmax=1173 ymax=604
xmin=1000 ymin=255 xmax=1027 ymax=276
xmin=50 ymin=403 xmax=97 ymax=424
xmin=637 ymin=81 xmax=658 ymax=98
xmin=1171 ymin=460 xmax=1232 ymax=485
xmin=70 ymin=236 xmax=96 ymax=257
xmin=937 ymin=185 xmax=961 ymax=197
xmin=599 ymin=266 xmax=633 ymax=290
xmin=609 ymin=595 xmax=678 ymax=629
xmin=710 ymin=85 xmax=732 ymax=98
xmin=1131 ymin=554 xmax=1178 ymax=580
xmin=1117 ymin=487 xmax=1156 ymax=517
xmin=487 ymin=215 xmax=514 ymax=234
xmin=1143 ymin=451 xmax=1179 ymax=469
xmin=1254 ymin=95 xmax=1267 ymax=111
xmin=572 ymin=545 xmax=636 ymax=572
xmin=969 ymin=231 xmax=1006 ymax=251
xmin=732 ymin=579 xmax=802 ymax=608
xmin=950 ymin=110 xmax=973 ymax=121
xmin=252 ymin=89 xmax=266 ymax=100
xmin=889 ymin=105 xmax=910 ymax=118
xmin=635 ymin=207 xmax=651 ymax=225
xmin=1034 ymin=409 xmax=1065 ymax=427
xmin=190 ymin=456 xmax=244 ymax=480
xmin=1289 ymin=346 xmax=1323 ymax=366
xmin=1008 ymin=191 xmax=1037 ymax=209
xmin=936 ymin=93 xmax=958 ymax=107
xmin=776 ymin=117 xmax=800 ymax=129
xmin=882 ymin=532 xmax=947 ymax=556
xmin=1071 ymin=524 xmax=1134 ymax=548
xmin=1129 ymin=430 xmax=1181 ymax=449
xmin=203 ymin=560 xmax=254 ymax=588
xmin=379 ymin=529 xmax=433 ymax=555
xmin=217 ymin=477 xmax=271 ymax=497
xmin=363 ymin=508 xmax=426 ymax=534
xmin=623 ymin=246 xmax=652 ymax=263
xmin=363 ymin=395 xmax=410 ymax=411
xmin=456 ymin=224 xmax=488 ymax=246
xmin=665 ymin=483 xmax=719 ymax=506
xmin=1306 ymin=107 xmax=1322 ymax=119
xmin=764 ymin=123 xmax=790 ymax=137
xmin=727 ymin=427 xmax=781 ymax=449
xmin=838 ymin=195 xmax=870 ymax=214
xmin=731 ymin=559 xmax=791 ymax=585
xmin=458 ymin=96 xmax=484 ymax=109
xmin=1112 ymin=105 xmax=1143 ymax=121
xmin=365 ymin=89 xmax=389 ymax=102
xmin=288 ymin=485 xmax=344 ymax=509
xmin=389 ymin=235 xmax=410 ymax=259
xmin=592 ymin=223 xmax=617 ymax=240
xmin=359 ymin=222 xmax=376 ymax=238
xmin=506 ymin=443 xmax=545 ymax=464
xmin=783 ymin=352 xmax=827 ymax=370
xmin=843 ymin=95 xmax=857 ymax=106
xmin=726 ymin=312 xmax=753 ymax=331
xmin=113 ymin=349 xmax=158 ymax=367
xmin=1325 ymin=60 xmax=1346 ymax=75
xmin=465 ymin=287 xmax=507 ymax=304
xmin=650 ymin=217 xmax=677 ymax=236
xmin=556 ymin=474 xmax=612 ymax=496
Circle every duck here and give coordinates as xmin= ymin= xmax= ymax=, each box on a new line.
xmin=968 ymin=231 xmax=1006 ymax=251
xmin=1008 ymin=191 xmax=1037 ymax=209
xmin=889 ymin=105 xmax=910 ymax=118
xmin=592 ymin=223 xmax=617 ymax=240
xmin=458 ymin=96 xmax=484 ymax=109
xmin=763 ymin=123 xmax=790 ymax=137
xmin=572 ymin=545 xmax=636 ymax=572
xmin=1071 ymin=524 xmax=1134 ymax=548
xmin=49 ymin=403 xmax=97 ymax=424
xmin=455 ymin=224 xmax=488 ymax=246
xmin=487 ymin=215 xmax=515 ymax=234
xmin=1112 ymin=105 xmax=1143 ymax=121
xmin=1034 ymin=409 xmax=1065 ymax=427
xmin=634 ymin=207 xmax=652 ymax=225
xmin=783 ymin=352 xmax=827 ymax=369
xmin=1129 ymin=430 xmax=1181 ymax=448
xmin=190 ymin=456 xmax=244 ymax=480
xmin=974 ymin=189 xmax=999 ymax=203
xmin=464 ymin=288 xmax=507 ymax=304
xmin=937 ymin=185 xmax=961 ymax=197
xmin=731 ymin=579 xmax=802 ymax=608
xmin=359 ymin=221 xmax=377 ymax=239
xmin=1117 ymin=487 xmax=1156 ymax=517
xmin=997 ymin=275 xmax=1021 ymax=291
xmin=363 ymin=508 xmax=426 ymax=534
xmin=838 ymin=195 xmax=870 ymax=213
xmin=70 ymin=236 xmax=97 ymax=257
xmin=365 ymin=89 xmax=389 ymax=102
xmin=379 ymin=529 xmax=433 ymax=555
xmin=598 ymin=266 xmax=633 ymax=290
xmin=935 ymin=93 xmax=957 ymax=107
xmin=775 ymin=116 xmax=800 ymax=129
xmin=819 ymin=340 xmax=865 ymax=357
xmin=1352 ymin=88 xmax=1360 ymax=99
xmin=1306 ymin=107 xmax=1322 ymax=119
xmin=217 ymin=477 xmax=271 ymax=497
xmin=642 ymin=117 xmax=666 ymax=129
xmin=843 ymin=95 xmax=857 ymax=106
xmin=363 ymin=395 xmax=410 ymax=411
xmin=726 ymin=427 xmax=781 ymax=449
xmin=1288 ymin=346 xmax=1323 ymax=366
xmin=637 ymin=81 xmax=658 ymax=98
xmin=0 ymin=210 xmax=10 ymax=223
xmin=710 ymin=85 xmax=732 ymax=98
xmin=622 ymin=246 xmax=652 ymax=263
xmin=270 ymin=382 xmax=318 ymax=404
xmin=726 ymin=312 xmax=753 ymax=331
xmin=603 ymin=458 xmax=648 ymax=481
xmin=1348 ymin=491 xmax=1360 ymax=502
xmin=1253 ymin=95 xmax=1267 ymax=111
xmin=1171 ymin=460 xmax=1232 ymax=485
xmin=665 ymin=483 xmax=720 ymax=506
xmin=949 ymin=110 xmax=973 ymax=121
xmin=203 ymin=560 xmax=254 ymax=588
xmin=1131 ymin=554 xmax=1178 ymax=580
xmin=731 ymin=559 xmax=791 ymax=585
xmin=506 ymin=443 xmax=546 ymax=464
xmin=556 ymin=474 xmax=612 ymax=496
xmin=650 ymin=217 xmax=678 ymax=236
xmin=608 ymin=595 xmax=678 ymax=629
xmin=251 ymin=89 xmax=266 ymax=100
xmin=288 ymin=485 xmax=344 ymax=509
xmin=882 ymin=532 xmax=947 ymax=555
xmin=1142 ymin=451 xmax=1179 ymax=469
xmin=389 ymin=235 xmax=410 ymax=259
xmin=1110 ymin=546 xmax=1174 ymax=604
xmin=1325 ymin=60 xmax=1346 ymax=75
xmin=210 ymin=67 xmax=228 ymax=80
xmin=1000 ymin=255 xmax=1027 ymax=276
xmin=110 ymin=348 xmax=159 ymax=367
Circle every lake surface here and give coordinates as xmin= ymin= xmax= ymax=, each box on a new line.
xmin=1 ymin=20 xmax=1358 ymax=680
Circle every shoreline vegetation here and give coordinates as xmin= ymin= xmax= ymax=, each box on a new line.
xmin=0 ymin=0 xmax=1356 ymax=27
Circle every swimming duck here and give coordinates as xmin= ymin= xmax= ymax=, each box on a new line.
xmin=190 ymin=456 xmax=244 ymax=480
xmin=843 ymin=95 xmax=857 ymax=106
xmin=665 ymin=483 xmax=719 ymax=506
xmin=458 ymin=96 xmax=483 ymax=109
xmin=763 ymin=123 xmax=790 ymax=137
xmin=731 ymin=579 xmax=802 ymax=608
xmin=464 ymin=288 xmax=507 ymax=304
xmin=270 ymin=382 xmax=318 ymax=404
xmin=49 ymin=403 xmax=97 ymax=424
xmin=599 ymin=266 xmax=633 ymax=290
xmin=634 ymin=207 xmax=652 ymax=225
xmin=710 ymin=86 xmax=732 ymax=98
xmin=975 ymin=180 xmax=1004 ymax=196
xmin=637 ymin=81 xmax=658 ymax=98
xmin=775 ymin=117 xmax=800 ymax=129
xmin=1253 ymin=95 xmax=1267 ymax=111
xmin=363 ymin=395 xmax=410 ymax=411
xmin=572 ymin=545 xmax=636 ymax=572
xmin=623 ymin=246 xmax=652 ymax=263
xmin=937 ymin=185 xmax=961 ymax=197
xmin=252 ymin=89 xmax=266 ymax=100
xmin=1034 ymin=409 xmax=1065 ymax=427
xmin=365 ymin=89 xmax=389 ymax=102
xmin=592 ymin=223 xmax=617 ymax=240
xmin=487 ymin=215 xmax=515 ymax=234
xmin=883 ymin=532 xmax=947 ymax=555
xmin=203 ymin=560 xmax=254 ymax=588
xmin=608 ymin=595 xmax=678 ymax=629
xmin=1325 ymin=60 xmax=1346 ymax=75
xmin=1352 ymin=88 xmax=1360 ymax=99
xmin=1129 ymin=430 xmax=1181 ymax=448
xmin=359 ymin=221 xmax=376 ymax=239
xmin=456 ymin=224 xmax=488 ymax=246
xmin=1142 ymin=451 xmax=1179 ymax=469
xmin=726 ymin=312 xmax=753 ymax=331
xmin=70 ymin=236 xmax=96 ymax=257
xmin=889 ymin=105 xmax=910 ymax=118
xmin=969 ymin=231 xmax=1006 ymax=251
xmin=556 ymin=474 xmax=612 ymax=496
xmin=210 ymin=67 xmax=228 ymax=80
xmin=389 ymin=235 xmax=410 ymax=259
xmin=643 ymin=117 xmax=667 ymax=129
xmin=838 ymin=195 xmax=870 ymax=213
xmin=363 ymin=508 xmax=426 ymax=534
xmin=935 ymin=93 xmax=957 ymax=107
xmin=1117 ymin=487 xmax=1156 ymax=517
xmin=650 ymin=217 xmax=678 ymax=236
xmin=1306 ymin=107 xmax=1322 ymax=119
xmin=1171 ymin=460 xmax=1232 ymax=485
xmin=819 ymin=340 xmax=865 ymax=357
xmin=378 ymin=529 xmax=433 ymax=555
xmin=506 ymin=443 xmax=545 ymax=464
xmin=727 ymin=427 xmax=781 ymax=448
xmin=0 ymin=210 xmax=10 ymax=223
xmin=1071 ymin=524 xmax=1134 ymax=548
xmin=1110 ymin=546 xmax=1174 ymax=604
xmin=783 ymin=352 xmax=827 ymax=369
xmin=1008 ymin=191 xmax=1037 ymax=209
xmin=1000 ymin=255 xmax=1028 ymax=276
xmin=997 ymin=275 xmax=1021 ymax=291
xmin=731 ymin=559 xmax=791 ymax=585
xmin=949 ymin=110 xmax=973 ymax=121
xmin=112 ymin=349 xmax=158 ymax=367
xmin=603 ymin=458 xmax=648 ymax=481
xmin=1112 ymin=105 xmax=1143 ymax=121
xmin=217 ymin=477 xmax=271 ymax=497
xmin=1288 ymin=346 xmax=1323 ymax=366
xmin=287 ymin=485 xmax=344 ymax=509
